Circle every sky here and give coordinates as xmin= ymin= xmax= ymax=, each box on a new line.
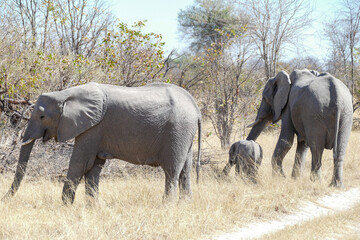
xmin=109 ymin=0 xmax=340 ymax=62
xmin=109 ymin=0 xmax=194 ymax=53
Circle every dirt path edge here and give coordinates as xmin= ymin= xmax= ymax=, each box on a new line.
xmin=211 ymin=188 xmax=360 ymax=240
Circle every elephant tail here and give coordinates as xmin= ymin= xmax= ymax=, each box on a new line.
xmin=196 ymin=117 xmax=202 ymax=184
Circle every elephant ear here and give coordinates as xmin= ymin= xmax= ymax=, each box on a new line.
xmin=272 ymin=71 xmax=291 ymax=122
xmin=57 ymin=83 xmax=108 ymax=142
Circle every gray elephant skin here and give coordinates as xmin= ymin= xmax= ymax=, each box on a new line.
xmin=247 ymin=69 xmax=353 ymax=187
xmin=3 ymin=82 xmax=202 ymax=204
xmin=222 ymin=140 xmax=263 ymax=183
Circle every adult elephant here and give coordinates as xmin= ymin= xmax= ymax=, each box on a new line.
xmin=3 ymin=82 xmax=202 ymax=204
xmin=247 ymin=69 xmax=353 ymax=187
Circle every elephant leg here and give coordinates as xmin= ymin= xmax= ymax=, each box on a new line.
xmin=291 ymin=140 xmax=308 ymax=179
xmin=272 ymin=108 xmax=295 ymax=177
xmin=62 ymin=178 xmax=81 ymax=205
xmin=309 ymin=145 xmax=324 ymax=182
xmin=235 ymin=156 xmax=241 ymax=176
xmin=179 ymin=147 xmax=193 ymax=200
xmin=62 ymin=151 xmax=85 ymax=205
xmin=248 ymin=159 xmax=259 ymax=184
xmin=331 ymin=154 xmax=344 ymax=188
xmin=85 ymin=157 xmax=106 ymax=200
xmin=272 ymin=137 xmax=294 ymax=177
xmin=62 ymin=137 xmax=99 ymax=205
xmin=163 ymin=170 xmax=179 ymax=202
xmin=331 ymin=116 xmax=352 ymax=188
xmin=162 ymin=156 xmax=180 ymax=201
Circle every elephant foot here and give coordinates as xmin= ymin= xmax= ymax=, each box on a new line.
xmin=240 ymin=174 xmax=257 ymax=185
xmin=291 ymin=168 xmax=302 ymax=179
xmin=248 ymin=176 xmax=258 ymax=184
xmin=272 ymin=168 xmax=286 ymax=178
xmin=310 ymin=172 xmax=321 ymax=182
xmin=162 ymin=194 xmax=177 ymax=205
xmin=162 ymin=186 xmax=177 ymax=204
xmin=62 ymin=182 xmax=76 ymax=205
xmin=85 ymin=196 xmax=98 ymax=207
xmin=62 ymin=193 xmax=75 ymax=205
xmin=179 ymin=192 xmax=192 ymax=202
xmin=179 ymin=184 xmax=192 ymax=201
xmin=1 ymin=190 xmax=15 ymax=202
xmin=329 ymin=178 xmax=344 ymax=188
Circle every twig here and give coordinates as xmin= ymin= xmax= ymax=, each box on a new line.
xmin=353 ymin=102 xmax=360 ymax=112
xmin=12 ymin=110 xmax=30 ymax=121
xmin=4 ymin=98 xmax=32 ymax=105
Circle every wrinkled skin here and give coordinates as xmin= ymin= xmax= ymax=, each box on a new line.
xmin=247 ymin=69 xmax=353 ymax=187
xmin=222 ymin=140 xmax=263 ymax=184
xmin=3 ymin=82 xmax=202 ymax=204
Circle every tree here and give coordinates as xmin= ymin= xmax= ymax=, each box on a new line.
xmin=325 ymin=19 xmax=350 ymax=85
xmin=99 ymin=21 xmax=166 ymax=86
xmin=52 ymin=0 xmax=113 ymax=57
xmin=198 ymin=31 xmax=260 ymax=149
xmin=177 ymin=0 xmax=261 ymax=149
xmin=178 ymin=0 xmax=244 ymax=53
xmin=345 ymin=0 xmax=360 ymax=99
xmin=11 ymin=0 xmax=40 ymax=49
xmin=286 ymin=56 xmax=322 ymax=71
xmin=244 ymin=0 xmax=312 ymax=79
xmin=325 ymin=0 xmax=360 ymax=102
xmin=165 ymin=52 xmax=208 ymax=90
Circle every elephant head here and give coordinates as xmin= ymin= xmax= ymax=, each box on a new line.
xmin=3 ymin=83 xmax=108 ymax=200
xmin=247 ymin=71 xmax=291 ymax=140
xmin=222 ymin=143 xmax=239 ymax=176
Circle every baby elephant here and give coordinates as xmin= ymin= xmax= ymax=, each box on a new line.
xmin=222 ymin=140 xmax=263 ymax=183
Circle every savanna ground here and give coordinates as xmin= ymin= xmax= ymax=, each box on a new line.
xmin=0 ymin=121 xmax=360 ymax=240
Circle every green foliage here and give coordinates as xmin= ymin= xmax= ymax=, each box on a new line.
xmin=98 ymin=21 xmax=166 ymax=86
xmin=0 ymin=19 xmax=167 ymax=106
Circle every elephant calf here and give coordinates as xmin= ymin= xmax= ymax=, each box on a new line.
xmin=3 ymin=82 xmax=202 ymax=204
xmin=222 ymin=140 xmax=263 ymax=183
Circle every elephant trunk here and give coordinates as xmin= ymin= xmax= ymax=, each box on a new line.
xmin=246 ymin=119 xmax=269 ymax=141
xmin=222 ymin=162 xmax=232 ymax=176
xmin=3 ymin=140 xmax=35 ymax=200
xmin=246 ymin=100 xmax=272 ymax=141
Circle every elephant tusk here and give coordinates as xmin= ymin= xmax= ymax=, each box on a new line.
xmin=21 ymin=138 xmax=35 ymax=146
xmin=247 ymin=119 xmax=261 ymax=128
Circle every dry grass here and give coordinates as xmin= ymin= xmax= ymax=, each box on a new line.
xmin=1 ymin=122 xmax=360 ymax=239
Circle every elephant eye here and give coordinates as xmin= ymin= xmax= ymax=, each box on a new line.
xmin=40 ymin=115 xmax=45 ymax=119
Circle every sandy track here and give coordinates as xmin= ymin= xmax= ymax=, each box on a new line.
xmin=212 ymin=188 xmax=360 ymax=240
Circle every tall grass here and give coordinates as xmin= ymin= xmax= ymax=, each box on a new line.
xmin=1 ymin=125 xmax=360 ymax=239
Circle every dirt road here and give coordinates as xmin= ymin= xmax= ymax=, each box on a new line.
xmin=212 ymin=188 xmax=360 ymax=240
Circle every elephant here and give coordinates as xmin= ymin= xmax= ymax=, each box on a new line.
xmin=222 ymin=140 xmax=263 ymax=183
xmin=247 ymin=69 xmax=353 ymax=187
xmin=3 ymin=82 xmax=202 ymax=204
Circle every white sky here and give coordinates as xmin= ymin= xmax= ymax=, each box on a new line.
xmin=109 ymin=0 xmax=194 ymax=53
xmin=109 ymin=0 xmax=340 ymax=62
